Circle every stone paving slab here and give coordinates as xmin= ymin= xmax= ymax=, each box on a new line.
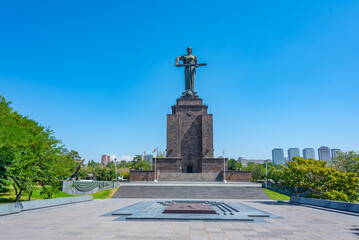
xmin=0 ymin=198 xmax=358 ymax=239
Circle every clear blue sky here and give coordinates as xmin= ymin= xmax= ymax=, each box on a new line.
xmin=1 ymin=1 xmax=358 ymax=162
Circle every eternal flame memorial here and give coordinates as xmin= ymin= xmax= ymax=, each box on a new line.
xmin=129 ymin=48 xmax=251 ymax=182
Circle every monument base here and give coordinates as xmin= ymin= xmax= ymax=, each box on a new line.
xmin=129 ymin=169 xmax=252 ymax=182
xmin=163 ymin=203 xmax=216 ymax=214
xmin=153 ymin=157 xmax=228 ymax=173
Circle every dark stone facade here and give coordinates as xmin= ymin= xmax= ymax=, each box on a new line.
xmin=156 ymin=94 xmax=228 ymax=173
xmin=221 ymin=171 xmax=252 ymax=182
xmin=166 ymin=96 xmax=214 ymax=160
xmin=129 ymin=170 xmax=158 ymax=182
xmin=155 ymin=158 xmax=182 ymax=172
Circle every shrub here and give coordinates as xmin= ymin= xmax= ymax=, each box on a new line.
xmin=268 ymin=157 xmax=359 ymax=202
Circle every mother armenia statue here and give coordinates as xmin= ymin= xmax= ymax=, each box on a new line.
xmin=175 ymin=47 xmax=206 ymax=97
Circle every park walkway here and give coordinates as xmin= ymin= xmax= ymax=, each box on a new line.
xmin=0 ymin=198 xmax=358 ymax=239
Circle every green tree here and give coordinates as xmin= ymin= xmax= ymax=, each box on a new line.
xmin=228 ymin=158 xmax=240 ymax=170
xmin=76 ymin=169 xmax=88 ymax=180
xmin=118 ymin=160 xmax=129 ymax=168
xmin=106 ymin=161 xmax=114 ymax=168
xmin=241 ymin=163 xmax=266 ymax=182
xmin=251 ymin=164 xmax=266 ymax=182
xmin=134 ymin=160 xmax=152 ymax=170
xmin=94 ymin=166 xmax=109 ymax=181
xmin=269 ymin=157 xmax=359 ymax=202
xmin=331 ymin=151 xmax=359 ymax=174
xmin=0 ymin=95 xmax=78 ymax=201
xmin=267 ymin=164 xmax=285 ymax=187
xmin=88 ymin=160 xmax=99 ymax=168
xmin=133 ymin=155 xmax=142 ymax=162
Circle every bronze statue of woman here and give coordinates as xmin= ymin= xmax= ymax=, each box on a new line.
xmin=175 ymin=47 xmax=198 ymax=93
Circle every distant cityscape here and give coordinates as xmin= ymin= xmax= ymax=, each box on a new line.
xmin=100 ymin=154 xmax=154 ymax=165
xmin=236 ymin=146 xmax=342 ymax=167
xmin=101 ymin=147 xmax=342 ymax=166
xmin=271 ymin=146 xmax=342 ymax=165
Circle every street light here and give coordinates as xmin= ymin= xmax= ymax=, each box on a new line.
xmin=265 ymin=159 xmax=268 ymax=189
xmin=114 ymin=157 xmax=118 ymax=183
xmin=154 ymin=148 xmax=157 ymax=182
xmin=223 ymin=149 xmax=227 ymax=183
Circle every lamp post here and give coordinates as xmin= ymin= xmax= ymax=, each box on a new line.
xmin=223 ymin=149 xmax=227 ymax=183
xmin=154 ymin=148 xmax=157 ymax=182
xmin=114 ymin=158 xmax=118 ymax=183
xmin=265 ymin=159 xmax=268 ymax=189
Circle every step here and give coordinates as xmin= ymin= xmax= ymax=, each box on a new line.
xmin=158 ymin=172 xmax=221 ymax=182
xmin=112 ymin=184 xmax=269 ymax=199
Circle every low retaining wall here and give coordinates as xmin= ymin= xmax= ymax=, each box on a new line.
xmin=130 ymin=170 xmax=251 ymax=182
xmin=62 ymin=181 xmax=120 ymax=195
xmin=0 ymin=203 xmax=21 ymax=216
xmin=290 ymin=196 xmax=359 ymax=213
xmin=0 ymin=195 xmax=93 ymax=216
xmin=221 ymin=170 xmax=252 ymax=182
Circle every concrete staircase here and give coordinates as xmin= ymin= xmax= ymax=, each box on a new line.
xmin=112 ymin=183 xmax=269 ymax=199
xmin=158 ymin=172 xmax=222 ymax=182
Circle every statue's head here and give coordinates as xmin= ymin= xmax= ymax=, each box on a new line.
xmin=187 ymin=47 xmax=192 ymax=54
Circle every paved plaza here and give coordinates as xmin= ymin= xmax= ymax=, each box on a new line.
xmin=0 ymin=198 xmax=358 ymax=240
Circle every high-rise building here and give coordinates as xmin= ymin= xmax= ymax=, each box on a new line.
xmin=318 ymin=146 xmax=331 ymax=162
xmin=288 ymin=148 xmax=300 ymax=161
xmin=101 ymin=155 xmax=107 ymax=164
xmin=101 ymin=155 xmax=112 ymax=164
xmin=331 ymin=149 xmax=341 ymax=160
xmin=272 ymin=148 xmax=284 ymax=165
xmin=303 ymin=148 xmax=315 ymax=159
xmin=144 ymin=154 xmax=154 ymax=162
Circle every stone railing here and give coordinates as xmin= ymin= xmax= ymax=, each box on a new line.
xmin=62 ymin=181 xmax=120 ymax=195
xmin=290 ymin=196 xmax=359 ymax=213
xmin=0 ymin=195 xmax=93 ymax=216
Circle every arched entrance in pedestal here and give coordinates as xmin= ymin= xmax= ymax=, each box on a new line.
xmin=187 ymin=165 xmax=193 ymax=173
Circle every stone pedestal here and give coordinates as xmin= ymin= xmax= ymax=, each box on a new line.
xmin=161 ymin=94 xmax=222 ymax=173
xmin=143 ymin=92 xmax=234 ymax=178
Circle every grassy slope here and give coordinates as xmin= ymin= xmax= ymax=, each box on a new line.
xmin=1 ymin=185 xmax=120 ymax=203
xmin=263 ymin=188 xmax=290 ymax=201
xmin=0 ymin=186 xmax=74 ymax=203
xmin=92 ymin=187 xmax=119 ymax=199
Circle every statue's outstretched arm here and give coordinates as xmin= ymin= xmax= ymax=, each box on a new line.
xmin=194 ymin=56 xmax=198 ymax=66
xmin=175 ymin=56 xmax=183 ymax=65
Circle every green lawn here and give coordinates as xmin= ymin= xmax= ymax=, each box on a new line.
xmin=0 ymin=186 xmax=75 ymax=203
xmin=1 ymin=185 xmax=120 ymax=203
xmin=263 ymin=188 xmax=290 ymax=201
xmin=92 ymin=187 xmax=119 ymax=199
